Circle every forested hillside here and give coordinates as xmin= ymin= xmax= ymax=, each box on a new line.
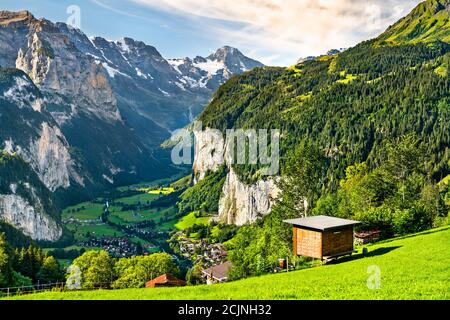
xmin=200 ymin=41 xmax=449 ymax=188
xmin=195 ymin=0 xmax=450 ymax=278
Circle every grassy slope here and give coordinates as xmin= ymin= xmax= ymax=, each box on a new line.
xmin=175 ymin=211 xmax=211 ymax=230
xmin=376 ymin=0 xmax=450 ymax=45
xmin=11 ymin=227 xmax=450 ymax=300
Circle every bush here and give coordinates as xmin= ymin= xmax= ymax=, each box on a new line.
xmin=11 ymin=271 xmax=32 ymax=288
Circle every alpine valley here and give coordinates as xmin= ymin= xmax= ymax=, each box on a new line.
xmin=0 ymin=0 xmax=449 ymax=300
xmin=0 ymin=10 xmax=263 ymax=241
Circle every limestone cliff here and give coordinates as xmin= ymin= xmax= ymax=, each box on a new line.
xmin=0 ymin=193 xmax=61 ymax=241
xmin=218 ymin=168 xmax=280 ymax=226
xmin=193 ymin=128 xmax=280 ymax=225
xmin=0 ymin=152 xmax=62 ymax=241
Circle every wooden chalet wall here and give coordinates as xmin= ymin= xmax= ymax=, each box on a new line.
xmin=294 ymin=227 xmax=322 ymax=259
xmin=322 ymin=228 xmax=354 ymax=257
xmin=293 ymin=226 xmax=355 ymax=260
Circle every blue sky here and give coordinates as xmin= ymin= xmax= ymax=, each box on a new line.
xmin=0 ymin=0 xmax=421 ymax=66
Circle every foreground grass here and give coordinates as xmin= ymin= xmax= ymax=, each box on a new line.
xmin=9 ymin=227 xmax=450 ymax=300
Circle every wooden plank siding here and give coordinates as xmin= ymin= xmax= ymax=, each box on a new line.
xmin=295 ymin=227 xmax=323 ymax=259
xmin=293 ymin=227 xmax=297 ymax=256
xmin=294 ymin=226 xmax=355 ymax=260
xmin=322 ymin=228 xmax=354 ymax=257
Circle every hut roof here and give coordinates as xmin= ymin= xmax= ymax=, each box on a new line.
xmin=284 ymin=215 xmax=360 ymax=231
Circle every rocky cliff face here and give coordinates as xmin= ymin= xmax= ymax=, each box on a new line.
xmin=0 ymin=70 xmax=81 ymax=192
xmin=218 ymin=168 xmax=279 ymax=226
xmin=0 ymin=151 xmax=62 ymax=241
xmin=0 ymin=193 xmax=61 ymax=241
xmin=193 ymin=128 xmax=225 ymax=182
xmin=193 ymin=128 xmax=280 ymax=225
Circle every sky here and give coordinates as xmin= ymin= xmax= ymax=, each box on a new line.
xmin=0 ymin=0 xmax=422 ymax=66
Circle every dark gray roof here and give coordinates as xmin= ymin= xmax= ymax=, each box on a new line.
xmin=284 ymin=215 xmax=360 ymax=231
xmin=201 ymin=261 xmax=232 ymax=280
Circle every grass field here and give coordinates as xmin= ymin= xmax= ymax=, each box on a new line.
xmin=114 ymin=193 xmax=160 ymax=205
xmin=67 ymin=224 xmax=125 ymax=240
xmin=175 ymin=211 xmax=211 ymax=230
xmin=109 ymin=206 xmax=177 ymax=226
xmin=62 ymin=202 xmax=104 ymax=221
xmin=14 ymin=226 xmax=450 ymax=300
xmin=137 ymin=187 xmax=175 ymax=195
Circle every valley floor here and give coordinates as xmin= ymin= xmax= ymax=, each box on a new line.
xmin=7 ymin=226 xmax=450 ymax=300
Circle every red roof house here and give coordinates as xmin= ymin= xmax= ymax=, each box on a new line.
xmin=145 ymin=274 xmax=186 ymax=288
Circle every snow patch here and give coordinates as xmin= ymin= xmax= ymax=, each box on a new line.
xmin=116 ymin=39 xmax=131 ymax=53
xmin=102 ymin=62 xmax=130 ymax=78
xmin=102 ymin=174 xmax=114 ymax=184
xmin=158 ymin=88 xmax=171 ymax=97
xmin=168 ymin=59 xmax=184 ymax=75
xmin=194 ymin=59 xmax=225 ymax=76
xmin=135 ymin=67 xmax=148 ymax=79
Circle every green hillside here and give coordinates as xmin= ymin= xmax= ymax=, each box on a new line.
xmin=8 ymin=226 xmax=450 ymax=300
xmin=376 ymin=0 xmax=450 ymax=45
xmin=198 ymin=16 xmax=450 ymax=189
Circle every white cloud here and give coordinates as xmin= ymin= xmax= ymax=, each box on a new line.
xmin=132 ymin=0 xmax=421 ymax=66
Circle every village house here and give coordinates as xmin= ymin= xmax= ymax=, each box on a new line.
xmin=145 ymin=274 xmax=186 ymax=288
xmin=201 ymin=261 xmax=233 ymax=285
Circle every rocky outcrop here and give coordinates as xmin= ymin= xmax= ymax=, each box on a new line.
xmin=193 ymin=128 xmax=280 ymax=225
xmin=0 ymin=71 xmax=82 ymax=191
xmin=14 ymin=18 xmax=121 ymax=123
xmin=218 ymin=168 xmax=280 ymax=226
xmin=193 ymin=128 xmax=225 ymax=182
xmin=28 ymin=122 xmax=83 ymax=191
xmin=0 ymin=193 xmax=61 ymax=241
xmin=0 ymin=152 xmax=62 ymax=241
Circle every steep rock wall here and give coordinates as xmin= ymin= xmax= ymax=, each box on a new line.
xmin=218 ymin=168 xmax=279 ymax=226
xmin=193 ymin=128 xmax=280 ymax=225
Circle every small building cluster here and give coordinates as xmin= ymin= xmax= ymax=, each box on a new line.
xmin=175 ymin=232 xmax=228 ymax=267
xmin=80 ymin=236 xmax=140 ymax=257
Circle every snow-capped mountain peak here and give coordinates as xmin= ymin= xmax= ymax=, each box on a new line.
xmin=168 ymin=46 xmax=264 ymax=90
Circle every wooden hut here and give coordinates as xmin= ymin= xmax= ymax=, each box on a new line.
xmin=284 ymin=216 xmax=361 ymax=261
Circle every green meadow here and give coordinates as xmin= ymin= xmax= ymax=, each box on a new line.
xmin=14 ymin=226 xmax=449 ymax=300
xmin=62 ymin=202 xmax=105 ymax=221
xmin=175 ymin=211 xmax=211 ymax=230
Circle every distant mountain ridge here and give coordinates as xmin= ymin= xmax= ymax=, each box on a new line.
xmin=56 ymin=23 xmax=264 ymax=132
xmin=168 ymin=46 xmax=264 ymax=91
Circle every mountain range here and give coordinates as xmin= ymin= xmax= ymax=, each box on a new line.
xmin=0 ymin=10 xmax=263 ymax=240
